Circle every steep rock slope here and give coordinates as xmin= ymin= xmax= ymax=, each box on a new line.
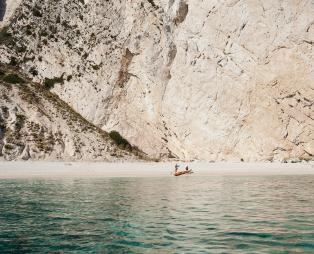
xmin=0 ymin=0 xmax=313 ymax=161
xmin=0 ymin=65 xmax=142 ymax=161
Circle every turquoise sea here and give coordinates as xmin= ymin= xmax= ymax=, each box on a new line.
xmin=0 ymin=175 xmax=314 ymax=253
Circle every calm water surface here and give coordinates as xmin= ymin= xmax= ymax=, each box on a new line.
xmin=0 ymin=175 xmax=314 ymax=253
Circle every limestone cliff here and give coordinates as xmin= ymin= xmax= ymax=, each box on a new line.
xmin=0 ymin=0 xmax=313 ymax=161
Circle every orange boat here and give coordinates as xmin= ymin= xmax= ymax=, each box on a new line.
xmin=173 ymin=169 xmax=193 ymax=176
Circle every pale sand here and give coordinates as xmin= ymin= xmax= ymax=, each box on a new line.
xmin=0 ymin=161 xmax=313 ymax=178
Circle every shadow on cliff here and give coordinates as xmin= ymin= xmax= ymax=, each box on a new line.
xmin=0 ymin=0 xmax=6 ymax=21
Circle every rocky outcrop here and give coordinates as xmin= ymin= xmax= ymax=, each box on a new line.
xmin=0 ymin=0 xmax=313 ymax=162
xmin=0 ymin=65 xmax=143 ymax=161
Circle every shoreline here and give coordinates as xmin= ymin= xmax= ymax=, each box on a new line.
xmin=0 ymin=161 xmax=313 ymax=179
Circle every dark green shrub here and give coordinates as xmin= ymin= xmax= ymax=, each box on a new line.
xmin=2 ymin=74 xmax=25 ymax=84
xmin=92 ymin=64 xmax=101 ymax=70
xmin=10 ymin=57 xmax=18 ymax=66
xmin=0 ymin=27 xmax=11 ymax=43
xmin=67 ymin=75 xmax=73 ymax=81
xmin=109 ymin=131 xmax=131 ymax=149
xmin=15 ymin=114 xmax=26 ymax=131
xmin=29 ymin=67 xmax=38 ymax=76
xmin=82 ymin=52 xmax=88 ymax=59
xmin=147 ymin=0 xmax=156 ymax=7
xmin=32 ymin=8 xmax=42 ymax=17
xmin=44 ymin=75 xmax=64 ymax=89
xmin=40 ymin=30 xmax=49 ymax=37
xmin=49 ymin=25 xmax=57 ymax=34
xmin=25 ymin=25 xmax=33 ymax=36
xmin=26 ymin=29 xmax=33 ymax=36
xmin=17 ymin=45 xmax=27 ymax=53
xmin=4 ymin=144 xmax=14 ymax=150
xmin=62 ymin=21 xmax=70 ymax=28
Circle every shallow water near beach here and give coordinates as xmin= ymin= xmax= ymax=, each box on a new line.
xmin=0 ymin=175 xmax=314 ymax=253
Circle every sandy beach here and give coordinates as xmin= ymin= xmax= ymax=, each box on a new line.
xmin=0 ymin=161 xmax=313 ymax=178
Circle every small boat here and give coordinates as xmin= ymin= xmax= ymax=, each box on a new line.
xmin=173 ymin=169 xmax=193 ymax=176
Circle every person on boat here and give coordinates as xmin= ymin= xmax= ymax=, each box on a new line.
xmin=175 ymin=164 xmax=179 ymax=173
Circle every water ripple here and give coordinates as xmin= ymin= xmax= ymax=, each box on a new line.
xmin=0 ymin=175 xmax=313 ymax=253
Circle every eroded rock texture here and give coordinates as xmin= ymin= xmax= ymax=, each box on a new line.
xmin=0 ymin=0 xmax=313 ymax=161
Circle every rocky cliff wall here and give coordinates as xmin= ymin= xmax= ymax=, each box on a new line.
xmin=0 ymin=0 xmax=313 ymax=161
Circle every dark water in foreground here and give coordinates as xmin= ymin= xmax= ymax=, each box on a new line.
xmin=0 ymin=176 xmax=314 ymax=253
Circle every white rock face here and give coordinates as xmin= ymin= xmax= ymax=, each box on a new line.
xmin=0 ymin=0 xmax=313 ymax=161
